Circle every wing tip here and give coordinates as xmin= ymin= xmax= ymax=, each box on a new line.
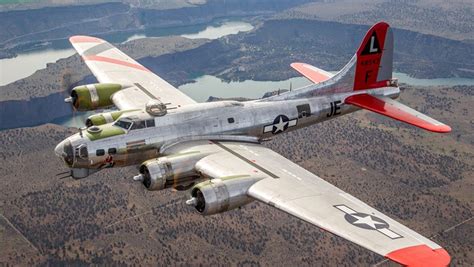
xmin=69 ymin=35 xmax=104 ymax=44
xmin=386 ymin=245 xmax=450 ymax=267
xmin=429 ymin=124 xmax=452 ymax=133
xmin=290 ymin=62 xmax=303 ymax=67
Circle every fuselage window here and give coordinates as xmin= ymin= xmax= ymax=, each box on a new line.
xmin=108 ymin=148 xmax=117 ymax=154
xmin=227 ymin=118 xmax=235 ymax=123
xmin=96 ymin=149 xmax=105 ymax=156
xmin=297 ymin=104 xmax=311 ymax=118
xmin=146 ymin=119 xmax=155 ymax=127
xmin=114 ymin=120 xmax=132 ymax=130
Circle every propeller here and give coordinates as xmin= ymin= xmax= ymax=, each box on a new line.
xmin=60 ymin=72 xmax=80 ymax=126
xmin=56 ymin=170 xmax=71 ymax=179
xmin=132 ymin=167 xmax=150 ymax=195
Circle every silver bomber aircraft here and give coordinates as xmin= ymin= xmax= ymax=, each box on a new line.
xmin=55 ymin=22 xmax=452 ymax=266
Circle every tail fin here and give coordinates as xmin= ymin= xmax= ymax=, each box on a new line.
xmin=353 ymin=22 xmax=394 ymax=90
xmin=279 ymin=22 xmax=395 ymax=98
xmin=295 ymin=22 xmax=395 ymax=95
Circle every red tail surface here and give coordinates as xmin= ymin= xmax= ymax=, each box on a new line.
xmin=354 ymin=22 xmax=393 ymax=90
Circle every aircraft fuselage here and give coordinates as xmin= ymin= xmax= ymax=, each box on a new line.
xmin=56 ymin=87 xmax=399 ymax=178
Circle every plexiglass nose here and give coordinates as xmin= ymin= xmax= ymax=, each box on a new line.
xmin=54 ymin=140 xmax=65 ymax=158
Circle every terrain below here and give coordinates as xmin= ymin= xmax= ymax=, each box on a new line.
xmin=0 ymin=85 xmax=472 ymax=265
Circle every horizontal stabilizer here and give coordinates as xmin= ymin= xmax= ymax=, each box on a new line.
xmin=345 ymin=94 xmax=451 ymax=133
xmin=291 ymin=62 xmax=333 ymax=84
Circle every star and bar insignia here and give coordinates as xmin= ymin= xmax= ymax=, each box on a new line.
xmin=334 ymin=204 xmax=403 ymax=240
xmin=263 ymin=115 xmax=297 ymax=134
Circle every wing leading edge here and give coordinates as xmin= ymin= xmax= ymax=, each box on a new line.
xmin=180 ymin=141 xmax=450 ymax=266
xmin=69 ymin=35 xmax=196 ymax=110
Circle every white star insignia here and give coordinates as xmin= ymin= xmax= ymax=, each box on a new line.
xmin=273 ymin=117 xmax=288 ymax=133
xmin=351 ymin=214 xmax=386 ymax=229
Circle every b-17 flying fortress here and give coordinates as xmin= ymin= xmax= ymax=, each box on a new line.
xmin=55 ymin=22 xmax=451 ymax=266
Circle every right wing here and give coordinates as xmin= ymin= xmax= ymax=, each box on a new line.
xmin=178 ymin=140 xmax=450 ymax=266
xmin=291 ymin=62 xmax=334 ymax=83
xmin=69 ymin=36 xmax=196 ymax=110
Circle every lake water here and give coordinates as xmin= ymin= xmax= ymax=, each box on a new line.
xmin=0 ymin=48 xmax=76 ymax=86
xmin=179 ymin=75 xmax=311 ymax=102
xmin=393 ymin=72 xmax=474 ymax=87
xmin=56 ymin=72 xmax=474 ymax=128
xmin=0 ymin=20 xmax=254 ymax=86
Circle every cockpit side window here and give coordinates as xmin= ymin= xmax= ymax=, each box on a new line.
xmin=130 ymin=120 xmax=146 ymax=130
xmin=114 ymin=119 xmax=132 ymax=130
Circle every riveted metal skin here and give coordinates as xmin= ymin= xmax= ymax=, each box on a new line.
xmin=56 ymin=89 xmax=399 ymax=173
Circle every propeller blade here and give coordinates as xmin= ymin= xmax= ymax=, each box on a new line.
xmin=133 ymin=174 xmax=144 ymax=182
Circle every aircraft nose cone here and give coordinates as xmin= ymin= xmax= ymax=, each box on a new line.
xmin=55 ymin=141 xmax=65 ymax=158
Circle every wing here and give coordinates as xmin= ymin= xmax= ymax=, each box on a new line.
xmin=345 ymin=94 xmax=451 ymax=133
xmin=291 ymin=62 xmax=334 ymax=83
xmin=185 ymin=140 xmax=450 ymax=267
xmin=69 ymin=35 xmax=196 ymax=110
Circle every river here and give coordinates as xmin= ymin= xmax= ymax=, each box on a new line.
xmin=0 ymin=20 xmax=254 ymax=86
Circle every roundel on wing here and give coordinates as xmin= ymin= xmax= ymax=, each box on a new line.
xmin=344 ymin=212 xmax=389 ymax=230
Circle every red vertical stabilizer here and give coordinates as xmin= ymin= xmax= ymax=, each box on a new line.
xmin=354 ymin=22 xmax=393 ymax=90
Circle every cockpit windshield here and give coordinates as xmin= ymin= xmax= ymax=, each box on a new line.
xmin=114 ymin=119 xmax=132 ymax=130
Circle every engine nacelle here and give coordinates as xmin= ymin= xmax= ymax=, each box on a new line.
xmin=85 ymin=110 xmax=135 ymax=127
xmin=135 ymin=153 xmax=207 ymax=191
xmin=65 ymin=83 xmax=124 ymax=111
xmin=186 ymin=176 xmax=262 ymax=215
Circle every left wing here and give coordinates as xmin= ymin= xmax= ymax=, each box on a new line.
xmin=69 ymin=36 xmax=196 ymax=110
xmin=184 ymin=140 xmax=450 ymax=266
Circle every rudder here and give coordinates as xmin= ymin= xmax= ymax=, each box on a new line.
xmin=354 ymin=22 xmax=393 ymax=90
